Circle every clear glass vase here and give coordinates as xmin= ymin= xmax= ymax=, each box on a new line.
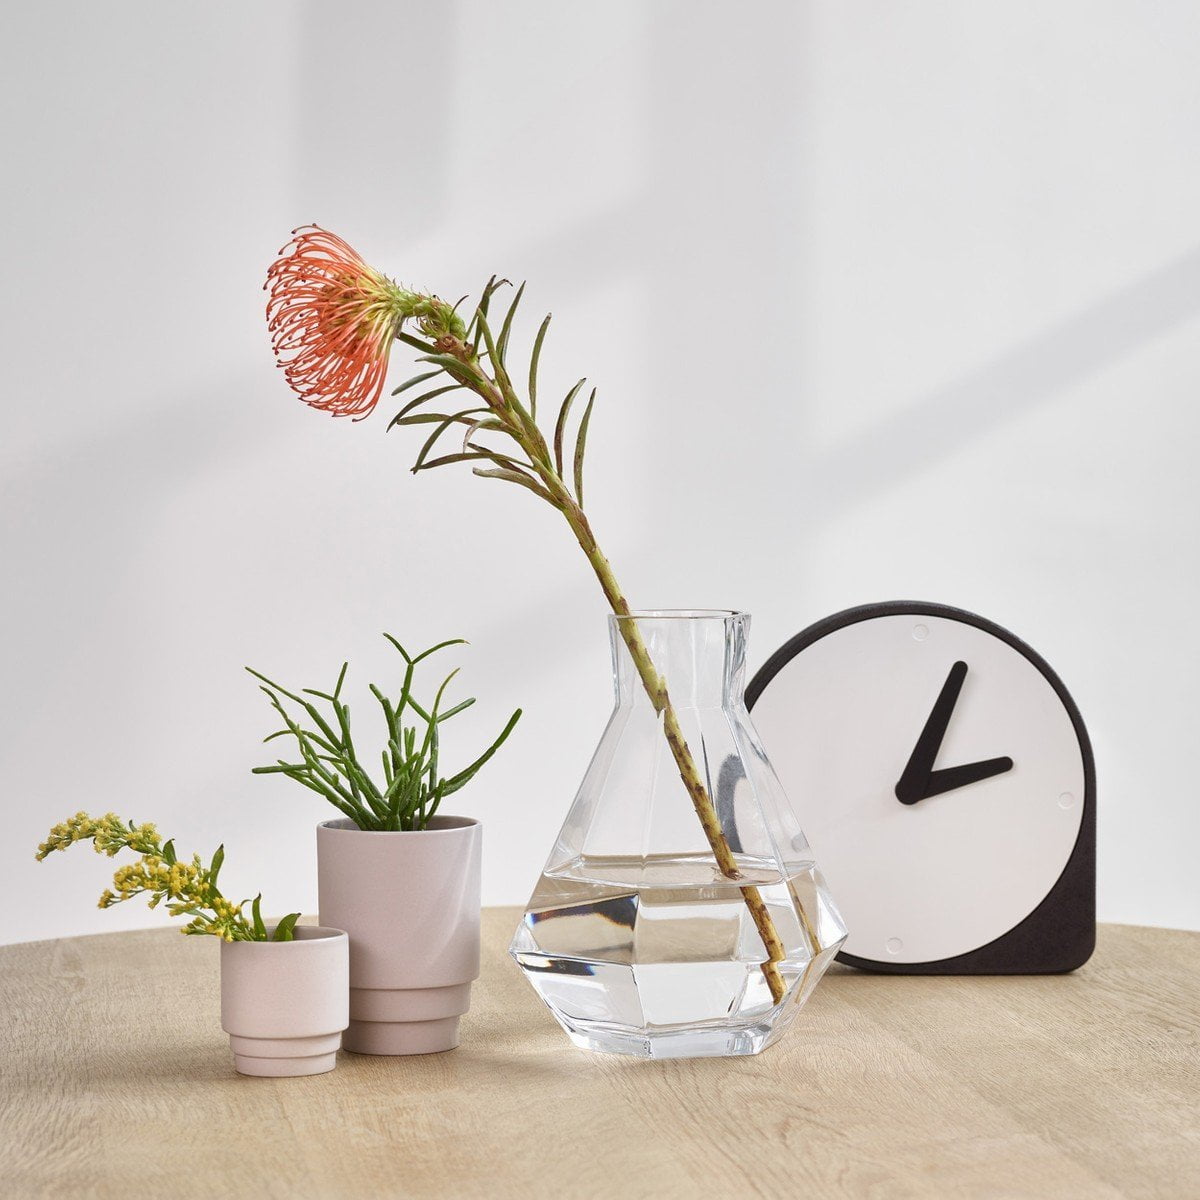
xmin=510 ymin=610 xmax=847 ymax=1058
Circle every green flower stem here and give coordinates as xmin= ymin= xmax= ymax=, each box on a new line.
xmin=560 ymin=497 xmax=787 ymax=1004
xmin=439 ymin=335 xmax=787 ymax=1004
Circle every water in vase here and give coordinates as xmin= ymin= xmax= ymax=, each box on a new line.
xmin=511 ymin=852 xmax=844 ymax=1058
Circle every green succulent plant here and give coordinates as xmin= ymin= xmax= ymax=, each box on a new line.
xmin=249 ymin=635 xmax=521 ymax=832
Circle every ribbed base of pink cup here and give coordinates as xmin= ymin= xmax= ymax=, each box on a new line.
xmin=343 ymin=1016 xmax=460 ymax=1055
xmin=341 ymin=983 xmax=470 ymax=1055
xmin=228 ymin=1032 xmax=342 ymax=1077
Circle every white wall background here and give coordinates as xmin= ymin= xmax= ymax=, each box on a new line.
xmin=2 ymin=1 xmax=1197 ymax=944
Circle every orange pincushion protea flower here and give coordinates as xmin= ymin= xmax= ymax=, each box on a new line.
xmin=265 ymin=226 xmax=465 ymax=419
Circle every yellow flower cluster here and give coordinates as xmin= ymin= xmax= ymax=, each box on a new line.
xmin=181 ymin=896 xmax=246 ymax=941
xmin=37 ymin=811 xmax=103 ymax=859
xmin=37 ymin=810 xmax=257 ymax=942
xmin=36 ymin=812 xmax=159 ymax=861
xmin=110 ymin=854 xmax=203 ymax=906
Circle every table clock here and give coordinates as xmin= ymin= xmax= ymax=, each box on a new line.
xmin=746 ymin=601 xmax=1095 ymax=973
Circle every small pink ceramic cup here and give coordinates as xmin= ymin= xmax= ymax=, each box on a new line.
xmin=220 ymin=925 xmax=349 ymax=1077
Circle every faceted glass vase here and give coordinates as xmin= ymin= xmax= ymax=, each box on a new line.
xmin=510 ymin=610 xmax=847 ymax=1059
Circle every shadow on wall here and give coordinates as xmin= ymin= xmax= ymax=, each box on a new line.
xmin=798 ymin=245 xmax=1200 ymax=521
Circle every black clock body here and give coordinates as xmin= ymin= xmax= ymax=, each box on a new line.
xmin=746 ymin=601 xmax=1096 ymax=975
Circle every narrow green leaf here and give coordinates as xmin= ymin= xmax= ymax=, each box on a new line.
xmin=369 ymin=683 xmax=399 ymax=736
xmin=472 ymin=275 xmax=507 ymax=337
xmin=162 ymin=839 xmax=177 ymax=866
xmin=252 ymin=675 xmax=342 ymax=751
xmin=388 ymin=384 xmax=467 ymax=427
xmin=464 ymin=443 xmax=536 ymax=475
xmin=426 ymin=780 xmax=448 ymax=823
xmin=245 ymin=667 xmax=308 ymax=709
xmin=390 ymin=369 xmax=440 ymax=397
xmin=474 ymin=310 xmax=504 ymax=388
xmin=272 ymin=912 xmax=301 ymax=942
xmin=472 ymin=467 xmax=558 ymax=506
xmin=251 ymin=894 xmax=266 ymax=941
xmin=459 ymin=415 xmax=508 ymax=451
xmin=496 ymin=281 xmax=525 ymax=368
xmin=470 ymin=275 xmax=495 ymax=335
xmin=528 ymin=313 xmax=551 ymax=423
xmin=419 ymin=668 xmax=460 ymax=764
xmin=391 ymin=408 xmax=489 ymax=428
xmin=411 ymin=638 xmax=468 ymax=665
xmin=413 ymin=414 xmax=466 ymax=471
xmin=554 ymin=378 xmax=587 ymax=478
xmin=397 ymin=331 xmax=437 ymax=356
xmin=294 ymin=745 xmax=363 ymax=813
xmin=415 ymin=352 xmax=476 ymax=379
xmin=414 ymin=451 xmax=497 ymax=473
xmin=209 ymin=844 xmax=224 ymax=888
xmin=332 ymin=698 xmax=381 ymax=803
xmin=442 ymin=709 xmax=523 ymax=796
xmin=436 ymin=697 xmax=476 ymax=721
xmin=573 ymin=387 xmax=597 ymax=505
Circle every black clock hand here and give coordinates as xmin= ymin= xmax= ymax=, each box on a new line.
xmin=923 ymin=755 xmax=1014 ymax=798
xmin=895 ymin=660 xmax=968 ymax=805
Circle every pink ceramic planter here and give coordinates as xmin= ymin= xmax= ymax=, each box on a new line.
xmin=219 ymin=925 xmax=349 ymax=1077
xmin=317 ymin=816 xmax=482 ymax=1055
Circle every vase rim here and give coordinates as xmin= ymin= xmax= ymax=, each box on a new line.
xmin=610 ymin=609 xmax=747 ymax=622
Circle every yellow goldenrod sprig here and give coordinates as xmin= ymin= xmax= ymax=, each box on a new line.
xmin=36 ymin=812 xmax=299 ymax=943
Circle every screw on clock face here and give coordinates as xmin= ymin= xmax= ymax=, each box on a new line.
xmin=894 ymin=660 xmax=1014 ymax=805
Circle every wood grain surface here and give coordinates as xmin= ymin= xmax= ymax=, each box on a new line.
xmin=2 ymin=911 xmax=1198 ymax=1199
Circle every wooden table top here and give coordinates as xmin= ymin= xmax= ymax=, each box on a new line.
xmin=2 ymin=910 xmax=1198 ymax=1199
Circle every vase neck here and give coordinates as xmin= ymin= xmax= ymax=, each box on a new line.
xmin=608 ymin=610 xmax=749 ymax=709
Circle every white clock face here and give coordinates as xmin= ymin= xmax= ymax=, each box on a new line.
xmin=750 ymin=612 xmax=1086 ymax=964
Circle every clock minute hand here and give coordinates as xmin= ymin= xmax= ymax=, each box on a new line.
xmin=894 ymin=660 xmax=968 ymax=805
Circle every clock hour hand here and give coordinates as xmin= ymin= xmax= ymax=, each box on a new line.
xmin=894 ymin=660 xmax=968 ymax=805
xmin=922 ymin=756 xmax=1014 ymax=799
